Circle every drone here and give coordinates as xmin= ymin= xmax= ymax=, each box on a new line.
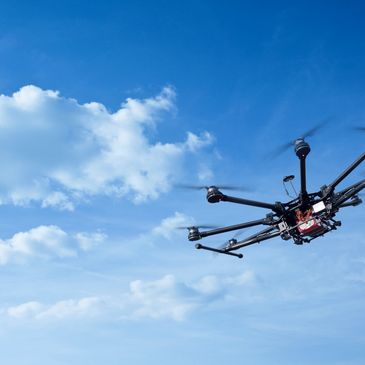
xmin=184 ymin=127 xmax=365 ymax=259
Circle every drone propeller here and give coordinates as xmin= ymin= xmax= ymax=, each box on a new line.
xmin=215 ymin=229 xmax=245 ymax=252
xmin=176 ymin=225 xmax=219 ymax=230
xmin=269 ymin=117 xmax=331 ymax=159
xmin=300 ymin=120 xmax=330 ymax=139
xmin=177 ymin=184 xmax=250 ymax=192
xmin=352 ymin=126 xmax=365 ymax=132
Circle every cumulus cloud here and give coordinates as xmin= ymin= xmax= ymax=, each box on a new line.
xmin=4 ymin=272 xmax=256 ymax=322
xmin=0 ymin=85 xmax=213 ymax=209
xmin=0 ymin=225 xmax=106 ymax=265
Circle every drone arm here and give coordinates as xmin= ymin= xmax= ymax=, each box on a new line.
xmin=194 ymin=226 xmax=279 ymax=258
xmin=338 ymin=199 xmax=362 ymax=208
xmin=229 ymin=231 xmax=281 ymax=251
xmin=199 ymin=217 xmax=272 ymax=239
xmin=335 ymin=179 xmax=365 ymax=196
xmin=325 ymin=151 xmax=365 ymax=198
xmin=227 ymin=226 xmax=281 ymax=251
xmin=220 ymin=194 xmax=281 ymax=212
xmin=333 ymin=179 xmax=365 ymax=208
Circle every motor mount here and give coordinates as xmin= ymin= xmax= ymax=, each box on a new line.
xmin=206 ymin=186 xmax=224 ymax=203
xmin=295 ymin=138 xmax=311 ymax=159
xmin=188 ymin=227 xmax=201 ymax=241
xmin=227 ymin=238 xmax=237 ymax=248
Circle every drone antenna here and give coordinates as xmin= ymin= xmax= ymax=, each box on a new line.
xmin=282 ymin=180 xmax=291 ymax=197
xmin=283 ymin=175 xmax=297 ymax=198
xmin=289 ymin=179 xmax=298 ymax=196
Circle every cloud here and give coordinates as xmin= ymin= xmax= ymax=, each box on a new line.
xmin=185 ymin=131 xmax=214 ymax=152
xmin=3 ymin=272 xmax=256 ymax=322
xmin=74 ymin=231 xmax=107 ymax=251
xmin=152 ymin=212 xmax=195 ymax=240
xmin=6 ymin=297 xmax=102 ymax=320
xmin=0 ymin=85 xmax=213 ymax=209
xmin=124 ymin=275 xmax=198 ymax=321
xmin=192 ymin=270 xmax=257 ymax=295
xmin=6 ymin=301 xmax=44 ymax=319
xmin=0 ymin=225 xmax=106 ymax=265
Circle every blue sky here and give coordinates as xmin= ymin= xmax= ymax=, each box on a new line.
xmin=1 ymin=1 xmax=365 ymax=364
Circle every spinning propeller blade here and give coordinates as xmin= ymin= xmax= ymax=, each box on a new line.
xmin=176 ymin=184 xmax=251 ymax=192
xmin=352 ymin=126 xmax=365 ymax=132
xmin=176 ymin=225 xmax=219 ymax=230
xmin=270 ymin=141 xmax=295 ymax=158
xmin=300 ymin=118 xmax=331 ymax=139
xmin=215 ymin=229 xmax=245 ymax=252
xmin=268 ymin=117 xmax=331 ymax=159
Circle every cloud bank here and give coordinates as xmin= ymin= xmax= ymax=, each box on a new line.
xmin=4 ymin=272 xmax=256 ymax=322
xmin=0 ymin=85 xmax=212 ymax=209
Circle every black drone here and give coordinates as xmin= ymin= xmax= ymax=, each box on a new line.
xmin=184 ymin=127 xmax=365 ymax=259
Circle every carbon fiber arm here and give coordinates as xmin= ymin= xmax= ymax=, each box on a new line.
xmin=226 ymin=226 xmax=281 ymax=251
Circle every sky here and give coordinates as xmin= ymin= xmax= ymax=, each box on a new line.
xmin=1 ymin=1 xmax=365 ymax=364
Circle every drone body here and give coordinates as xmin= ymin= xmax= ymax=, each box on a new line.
xmin=186 ymin=137 xmax=365 ymax=259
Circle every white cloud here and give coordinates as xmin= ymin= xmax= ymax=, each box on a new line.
xmin=192 ymin=275 xmax=222 ymax=295
xmin=41 ymin=191 xmax=74 ymax=211
xmin=3 ymin=272 xmax=256 ymax=322
xmin=0 ymin=225 xmax=106 ymax=265
xmin=6 ymin=301 xmax=45 ymax=319
xmin=74 ymin=231 xmax=107 ymax=251
xmin=124 ymin=275 xmax=197 ymax=321
xmin=185 ymin=131 xmax=214 ymax=152
xmin=36 ymin=297 xmax=102 ymax=320
xmin=192 ymin=270 xmax=257 ymax=295
xmin=152 ymin=212 xmax=195 ymax=240
xmin=197 ymin=164 xmax=214 ymax=181
xmin=6 ymin=297 xmax=102 ymax=320
xmin=0 ymin=85 xmax=213 ymax=209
